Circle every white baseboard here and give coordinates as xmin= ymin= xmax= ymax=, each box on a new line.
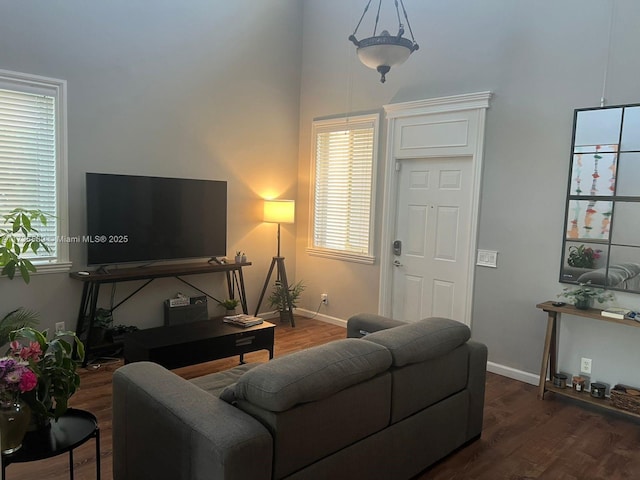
xmin=256 ymin=309 xmax=348 ymax=328
xmin=295 ymin=309 xmax=347 ymax=328
xmin=487 ymin=361 xmax=539 ymax=386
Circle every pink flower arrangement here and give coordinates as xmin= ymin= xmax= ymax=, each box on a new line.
xmin=10 ymin=340 xmax=42 ymax=362
xmin=0 ymin=357 xmax=38 ymax=403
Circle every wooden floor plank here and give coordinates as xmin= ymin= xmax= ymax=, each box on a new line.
xmin=5 ymin=316 xmax=640 ymax=479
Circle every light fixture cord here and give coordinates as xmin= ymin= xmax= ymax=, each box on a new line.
xmin=600 ymin=0 xmax=616 ymax=107
xmin=351 ymin=0 xmax=373 ymax=37
xmin=399 ymin=0 xmax=417 ymax=43
xmin=394 ymin=0 xmax=403 ymax=35
xmin=374 ymin=0 xmax=382 ymax=36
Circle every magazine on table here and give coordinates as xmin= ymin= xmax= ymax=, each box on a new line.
xmin=223 ymin=314 xmax=264 ymax=327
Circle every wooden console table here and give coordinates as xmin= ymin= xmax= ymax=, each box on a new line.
xmin=536 ymin=301 xmax=640 ymax=419
xmin=70 ymin=262 xmax=251 ymax=365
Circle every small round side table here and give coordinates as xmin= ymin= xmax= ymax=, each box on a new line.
xmin=1 ymin=408 xmax=100 ymax=480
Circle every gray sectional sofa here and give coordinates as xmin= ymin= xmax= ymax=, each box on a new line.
xmin=112 ymin=314 xmax=488 ymax=480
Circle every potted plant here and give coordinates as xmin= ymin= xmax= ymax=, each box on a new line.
xmin=234 ymin=251 xmax=243 ymax=264
xmin=0 ymin=356 xmax=38 ymax=453
xmin=0 ymin=308 xmax=39 ymax=346
xmin=0 ymin=208 xmax=51 ymax=283
xmin=567 ymin=244 xmax=601 ymax=269
xmin=559 ymin=282 xmax=614 ymax=310
xmin=86 ymin=308 xmax=113 ymax=346
xmin=218 ymin=298 xmax=240 ymax=316
xmin=7 ymin=327 xmax=85 ymax=428
xmin=268 ymin=280 xmax=305 ymax=322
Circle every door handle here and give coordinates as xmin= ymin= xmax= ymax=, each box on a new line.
xmin=393 ymin=259 xmax=403 ymax=267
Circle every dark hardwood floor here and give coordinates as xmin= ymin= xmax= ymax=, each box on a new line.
xmin=6 ymin=316 xmax=640 ymax=479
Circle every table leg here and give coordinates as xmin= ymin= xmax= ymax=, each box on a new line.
xmin=538 ymin=311 xmax=558 ymax=399
xmin=69 ymin=449 xmax=74 ymax=480
xmin=239 ymin=353 xmax=245 ymax=364
xmin=95 ymin=427 xmax=101 ymax=480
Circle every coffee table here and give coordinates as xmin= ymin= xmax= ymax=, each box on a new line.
xmin=1 ymin=408 xmax=100 ymax=480
xmin=124 ymin=319 xmax=275 ymax=369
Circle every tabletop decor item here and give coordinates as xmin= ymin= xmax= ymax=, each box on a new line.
xmin=590 ymin=382 xmax=607 ymax=398
xmin=218 ymin=298 xmax=240 ymax=316
xmin=0 ymin=356 xmax=38 ymax=453
xmin=7 ymin=327 xmax=85 ymax=429
xmin=610 ymin=384 xmax=640 ymax=414
xmin=559 ymin=282 xmax=614 ymax=310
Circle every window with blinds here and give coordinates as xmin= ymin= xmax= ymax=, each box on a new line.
xmin=309 ymin=114 xmax=378 ymax=263
xmin=0 ymin=70 xmax=69 ymax=270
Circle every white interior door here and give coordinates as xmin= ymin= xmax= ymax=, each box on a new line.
xmin=391 ymin=156 xmax=473 ymax=322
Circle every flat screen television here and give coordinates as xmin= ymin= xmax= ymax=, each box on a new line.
xmin=86 ymin=173 xmax=227 ymax=266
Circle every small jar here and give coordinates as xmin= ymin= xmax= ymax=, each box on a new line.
xmin=572 ymin=376 xmax=585 ymax=392
xmin=591 ymin=382 xmax=606 ymax=398
xmin=553 ymin=373 xmax=568 ymax=388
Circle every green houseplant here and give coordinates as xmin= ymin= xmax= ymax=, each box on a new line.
xmin=559 ymin=282 xmax=614 ymax=310
xmin=0 ymin=308 xmax=39 ymax=346
xmin=566 ymin=244 xmax=601 ymax=269
xmin=0 ymin=208 xmax=51 ymax=283
xmin=7 ymin=327 xmax=85 ymax=426
xmin=268 ymin=280 xmax=305 ymax=320
xmin=218 ymin=298 xmax=240 ymax=315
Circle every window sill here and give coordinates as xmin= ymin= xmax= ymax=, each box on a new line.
xmin=30 ymin=260 xmax=73 ymax=275
xmin=307 ymin=248 xmax=375 ymax=265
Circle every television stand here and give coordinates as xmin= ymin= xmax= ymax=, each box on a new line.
xmin=69 ymin=261 xmax=251 ymax=366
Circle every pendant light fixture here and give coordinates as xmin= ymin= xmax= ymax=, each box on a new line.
xmin=348 ymin=0 xmax=419 ymax=83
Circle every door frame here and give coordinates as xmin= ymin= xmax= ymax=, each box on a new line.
xmin=379 ymin=92 xmax=492 ymax=326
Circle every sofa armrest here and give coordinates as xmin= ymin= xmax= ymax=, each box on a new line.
xmin=347 ymin=313 xmax=407 ymax=338
xmin=113 ymin=362 xmax=273 ymax=480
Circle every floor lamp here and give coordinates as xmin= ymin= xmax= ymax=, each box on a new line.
xmin=254 ymin=199 xmax=296 ymax=327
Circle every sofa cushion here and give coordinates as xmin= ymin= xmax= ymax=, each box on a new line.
xmin=221 ymin=338 xmax=392 ymax=412
xmin=190 ymin=363 xmax=259 ymax=397
xmin=362 ymin=317 xmax=470 ymax=367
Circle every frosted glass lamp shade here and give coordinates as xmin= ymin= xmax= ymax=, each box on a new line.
xmin=356 ymin=33 xmax=417 ymax=83
xmin=264 ymin=200 xmax=295 ymax=224
xmin=357 ymin=39 xmax=413 ymax=70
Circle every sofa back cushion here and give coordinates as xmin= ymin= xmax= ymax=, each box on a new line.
xmin=362 ymin=317 xmax=470 ymax=367
xmin=221 ymin=338 xmax=392 ymax=412
xmin=238 ymin=373 xmax=392 ymax=480
xmin=362 ymin=317 xmax=471 ymax=423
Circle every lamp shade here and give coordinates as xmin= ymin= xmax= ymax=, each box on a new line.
xmin=264 ymin=199 xmax=295 ymax=224
xmin=356 ymin=34 xmax=415 ymax=70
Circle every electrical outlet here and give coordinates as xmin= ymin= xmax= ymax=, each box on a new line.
xmin=55 ymin=321 xmax=65 ymax=333
xmin=581 ymin=357 xmax=592 ymax=374
xmin=321 ymin=293 xmax=328 ymax=305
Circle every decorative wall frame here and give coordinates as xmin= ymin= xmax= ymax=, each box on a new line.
xmin=560 ymin=103 xmax=640 ymax=293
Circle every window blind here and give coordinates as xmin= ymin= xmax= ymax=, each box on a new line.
xmin=0 ymin=87 xmax=57 ymax=259
xmin=312 ymin=117 xmax=376 ymax=258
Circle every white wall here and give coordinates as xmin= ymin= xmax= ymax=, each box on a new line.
xmin=296 ymin=0 xmax=640 ymax=386
xmin=0 ymin=1 xmax=303 ymax=331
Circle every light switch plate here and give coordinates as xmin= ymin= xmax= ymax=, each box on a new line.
xmin=477 ymin=249 xmax=498 ymax=268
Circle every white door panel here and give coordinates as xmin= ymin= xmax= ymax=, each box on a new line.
xmin=392 ymin=157 xmax=473 ymax=323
